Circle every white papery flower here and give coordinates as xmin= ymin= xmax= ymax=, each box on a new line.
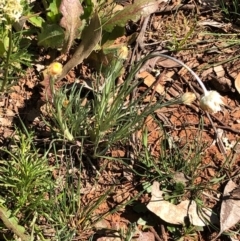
xmin=0 ymin=0 xmax=23 ymax=23
xmin=200 ymin=90 xmax=224 ymax=113
xmin=157 ymin=54 xmax=225 ymax=114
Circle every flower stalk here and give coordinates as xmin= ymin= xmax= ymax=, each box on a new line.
xmin=158 ymin=54 xmax=208 ymax=95
xmin=156 ymin=53 xmax=224 ymax=113
xmin=1 ymin=27 xmax=12 ymax=92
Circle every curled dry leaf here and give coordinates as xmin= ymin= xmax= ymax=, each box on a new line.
xmin=58 ymin=11 xmax=102 ymax=81
xmin=59 ymin=0 xmax=83 ymax=53
xmin=218 ymin=180 xmax=240 ymax=237
xmin=147 ymin=181 xmax=217 ymax=226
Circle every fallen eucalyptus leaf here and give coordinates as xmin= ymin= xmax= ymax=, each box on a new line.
xmin=147 ymin=181 xmax=217 ymax=226
xmin=58 ymin=11 xmax=102 ymax=81
xmin=188 ymin=200 xmax=218 ymax=226
xmin=198 ymin=19 xmax=228 ymax=30
xmin=59 ymin=0 xmax=83 ymax=53
xmin=147 ymin=181 xmax=188 ymax=224
xmin=218 ymin=180 xmax=240 ymax=237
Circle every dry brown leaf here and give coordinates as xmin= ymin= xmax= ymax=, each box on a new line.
xmin=143 ymin=95 xmax=156 ymax=103
xmin=173 ymin=172 xmax=188 ymax=185
xmin=138 ymin=71 xmax=164 ymax=95
xmin=234 ymin=72 xmax=240 ymax=94
xmin=218 ymin=180 xmax=240 ymax=237
xmin=5 ymin=109 xmax=15 ymax=117
xmin=39 ymin=71 xmax=54 ymax=102
xmin=157 ymin=58 xmax=181 ymax=68
xmin=201 ymin=67 xmax=213 ymax=78
xmin=198 ymin=19 xmax=229 ymax=31
xmin=58 ymin=11 xmax=102 ymax=81
xmin=188 ymin=200 xmax=218 ymax=226
xmin=59 ymin=0 xmax=83 ymax=53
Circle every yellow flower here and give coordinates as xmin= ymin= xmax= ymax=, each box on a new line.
xmin=200 ymin=90 xmax=224 ymax=113
xmin=47 ymin=62 xmax=63 ymax=78
xmin=181 ymin=92 xmax=196 ymax=105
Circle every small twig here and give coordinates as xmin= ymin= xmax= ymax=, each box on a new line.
xmin=149 ymin=226 xmax=163 ymax=241
xmin=85 ymin=155 xmax=101 ymax=176
xmin=160 ymin=224 xmax=168 ymax=241
xmin=129 ymin=16 xmax=149 ymax=68
xmin=1 ymin=28 xmax=12 ymax=91
xmin=202 ymin=191 xmax=219 ymax=202
xmin=136 ymin=15 xmax=150 ymax=51
xmin=210 ymin=114 xmax=240 ymax=134
xmin=206 ymin=112 xmax=227 ymax=157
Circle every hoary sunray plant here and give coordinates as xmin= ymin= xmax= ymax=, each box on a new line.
xmin=46 ymin=49 xmax=200 ymax=158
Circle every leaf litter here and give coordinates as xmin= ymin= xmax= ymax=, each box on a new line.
xmin=217 ymin=180 xmax=240 ymax=238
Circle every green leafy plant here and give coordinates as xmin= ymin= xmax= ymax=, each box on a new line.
xmin=46 ymin=82 xmax=91 ymax=141
xmin=48 ymin=51 xmax=193 ymax=157
xmin=0 ymin=126 xmax=54 ymax=235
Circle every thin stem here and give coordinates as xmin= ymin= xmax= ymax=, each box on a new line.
xmin=157 ymin=53 xmax=208 ymax=95
xmin=1 ymin=27 xmax=13 ymax=92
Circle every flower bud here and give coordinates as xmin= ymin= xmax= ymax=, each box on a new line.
xmin=47 ymin=62 xmax=63 ymax=78
xmin=181 ymin=92 xmax=196 ymax=105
